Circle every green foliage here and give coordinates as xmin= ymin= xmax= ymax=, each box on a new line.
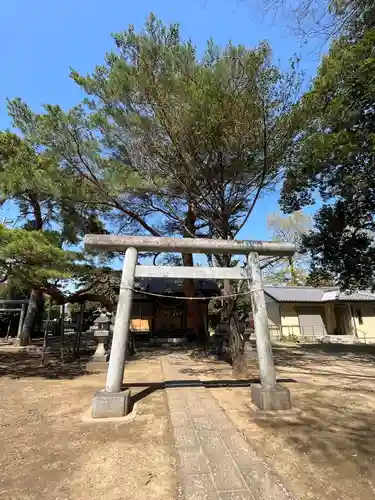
xmin=0 ymin=131 xmax=58 ymax=230
xmin=70 ymin=265 xmax=121 ymax=303
xmin=264 ymin=211 xmax=311 ymax=284
xmin=306 ymin=267 xmax=336 ymax=287
xmin=268 ymin=211 xmax=311 ymax=245
xmin=280 ymin=332 xmax=299 ymax=343
xmin=75 ymin=15 xmax=300 ymax=240
xmin=280 ymin=24 xmax=375 ymax=289
xmin=0 ymin=120 xmax=113 ymax=335
xmin=1 ymin=15 xmax=303 ymax=345
xmin=261 ymin=0 xmax=374 ymax=41
xmin=0 ymin=225 xmax=74 ymax=289
xmin=0 ymin=129 xmax=106 ymax=243
xmin=8 ymin=15 xmax=301 ymax=248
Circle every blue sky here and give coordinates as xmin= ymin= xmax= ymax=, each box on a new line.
xmin=0 ymin=0 xmax=321 ymax=244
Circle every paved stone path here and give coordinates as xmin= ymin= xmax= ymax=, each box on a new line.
xmin=161 ymin=355 xmax=294 ymax=500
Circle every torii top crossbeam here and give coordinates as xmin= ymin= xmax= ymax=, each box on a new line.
xmin=84 ymin=235 xmax=295 ymax=257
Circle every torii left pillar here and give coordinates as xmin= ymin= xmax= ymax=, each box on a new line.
xmin=92 ymin=247 xmax=138 ymax=418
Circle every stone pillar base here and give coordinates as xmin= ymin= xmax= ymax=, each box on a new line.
xmin=251 ymin=383 xmax=292 ymax=411
xmin=92 ymin=389 xmax=131 ymax=418
xmin=90 ymin=353 xmax=108 ymax=362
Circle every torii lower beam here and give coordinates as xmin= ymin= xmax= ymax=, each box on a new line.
xmin=85 ymin=235 xmax=295 ymax=418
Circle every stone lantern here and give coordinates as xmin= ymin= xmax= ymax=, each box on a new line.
xmin=91 ymin=311 xmax=111 ymax=362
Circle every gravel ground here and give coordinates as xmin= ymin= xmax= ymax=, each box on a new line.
xmin=210 ymin=344 xmax=375 ymax=500
xmin=0 ymin=347 xmax=178 ymax=500
xmin=2 ymin=341 xmax=375 ymax=500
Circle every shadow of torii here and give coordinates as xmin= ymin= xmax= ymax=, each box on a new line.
xmin=125 ymin=377 xmax=297 ymax=405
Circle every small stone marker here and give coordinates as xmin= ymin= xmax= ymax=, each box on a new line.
xmin=91 ymin=311 xmax=111 ymax=362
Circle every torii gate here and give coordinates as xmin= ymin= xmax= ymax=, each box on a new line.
xmin=0 ymin=299 xmax=28 ymax=344
xmin=84 ymin=235 xmax=296 ymax=418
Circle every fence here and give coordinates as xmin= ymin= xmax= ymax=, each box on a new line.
xmin=268 ymin=324 xmax=327 ymax=343
xmin=42 ymin=320 xmax=78 ymax=336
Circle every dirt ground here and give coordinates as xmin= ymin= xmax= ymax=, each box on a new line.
xmin=2 ymin=341 xmax=375 ymax=500
xmin=155 ymin=343 xmax=375 ymax=500
xmin=0 ymin=346 xmax=178 ymax=500
xmin=208 ymin=344 xmax=375 ymax=500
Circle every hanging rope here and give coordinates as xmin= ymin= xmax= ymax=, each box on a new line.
xmin=155 ymin=299 xmax=185 ymax=309
xmin=132 ymin=287 xmax=255 ymax=301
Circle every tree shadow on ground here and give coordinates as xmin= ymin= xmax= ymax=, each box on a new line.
xmin=130 ymin=343 xmax=193 ymax=362
xmin=273 ymin=343 xmax=375 ymax=372
xmin=179 ymin=366 xmax=227 ymax=376
xmin=251 ymin=387 xmax=375 ymax=476
xmin=0 ymin=342 xmax=217 ymax=381
xmin=0 ymin=350 xmax=91 ymax=380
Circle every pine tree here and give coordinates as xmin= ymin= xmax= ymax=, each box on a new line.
xmin=0 ymin=131 xmax=107 ymax=344
xmin=8 ymin=15 xmax=301 ymax=346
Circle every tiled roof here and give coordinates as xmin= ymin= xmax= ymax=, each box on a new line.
xmin=264 ymin=286 xmax=375 ymax=303
xmin=134 ymin=278 xmax=220 ymax=297
xmin=264 ymin=286 xmax=327 ymax=302
xmin=110 ymin=271 xmax=219 ymax=296
xmin=338 ymin=291 xmax=375 ymax=302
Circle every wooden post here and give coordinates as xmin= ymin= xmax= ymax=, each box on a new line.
xmin=60 ymin=303 xmax=65 ymax=365
xmin=40 ymin=298 xmax=52 ymax=365
xmin=74 ymin=302 xmax=85 ymax=358
xmin=5 ymin=318 xmax=12 ymax=341
xmin=16 ymin=304 xmax=26 ymax=342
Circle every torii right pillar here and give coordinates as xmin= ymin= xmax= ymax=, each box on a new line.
xmin=248 ymin=252 xmax=292 ymax=410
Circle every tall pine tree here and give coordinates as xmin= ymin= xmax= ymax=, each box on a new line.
xmin=0 ymin=131 xmax=106 ymax=344
xmin=8 ymin=15 xmax=301 ymax=346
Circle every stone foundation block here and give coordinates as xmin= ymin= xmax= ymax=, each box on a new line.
xmin=91 ymin=353 xmax=108 ymax=362
xmin=92 ymin=389 xmax=131 ymax=418
xmin=251 ymin=383 xmax=292 ymax=411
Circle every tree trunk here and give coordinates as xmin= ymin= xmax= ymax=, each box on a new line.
xmin=40 ymin=299 xmax=52 ymax=365
xmin=182 ymin=255 xmax=209 ymax=348
xmin=34 ymin=291 xmax=45 ymax=337
xmin=73 ymin=302 xmax=85 ymax=358
xmin=16 ymin=197 xmax=44 ymax=346
xmin=127 ymin=331 xmax=136 ymax=357
xmin=288 ymin=256 xmax=298 ymax=285
xmin=60 ymin=303 xmax=65 ymax=364
xmin=183 ymin=204 xmax=208 ymax=348
xmin=221 ymin=255 xmax=245 ymax=369
xmin=18 ymin=288 xmax=43 ymax=346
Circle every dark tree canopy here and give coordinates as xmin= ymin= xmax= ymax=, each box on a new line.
xmin=280 ymin=15 xmax=375 ymax=289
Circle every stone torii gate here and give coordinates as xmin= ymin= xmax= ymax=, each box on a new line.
xmin=84 ymin=235 xmax=296 ymax=418
xmin=0 ymin=299 xmax=28 ymax=344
